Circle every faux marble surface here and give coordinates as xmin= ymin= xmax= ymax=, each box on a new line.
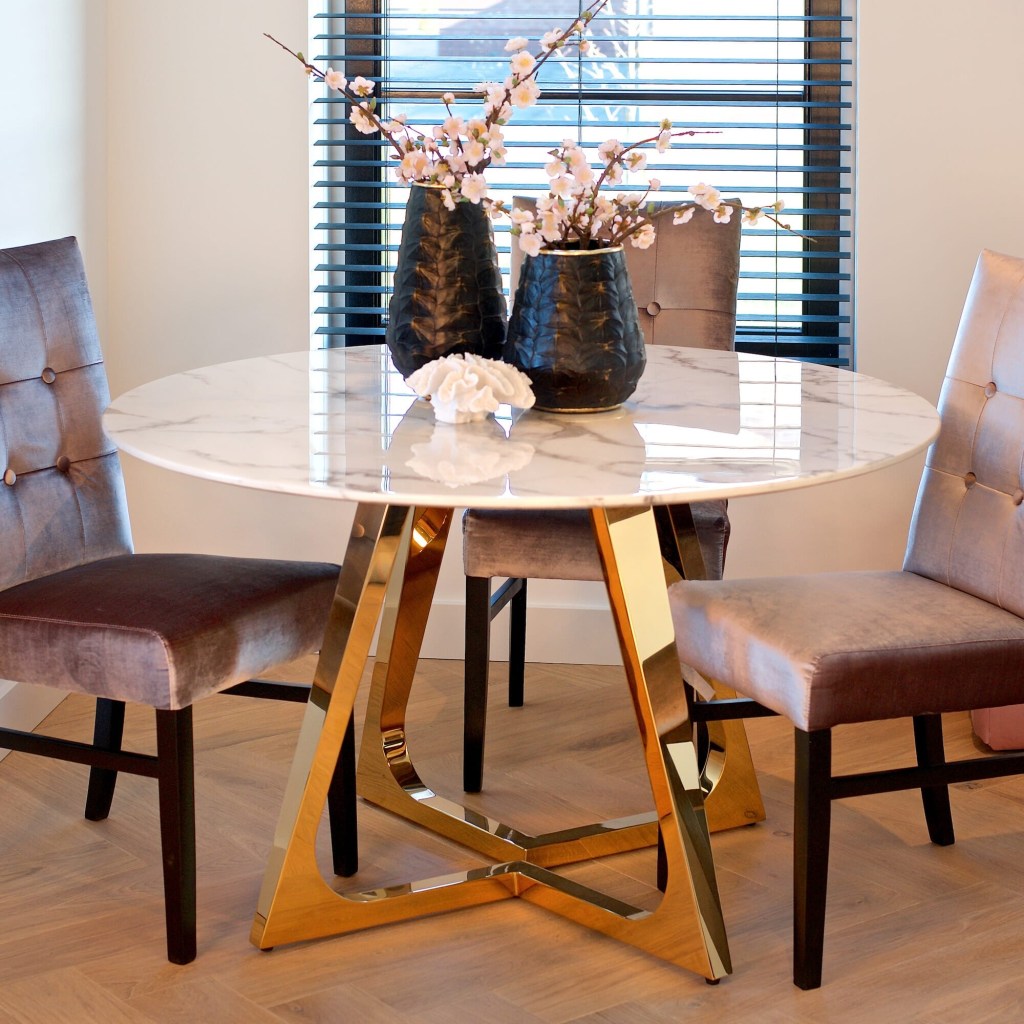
xmin=103 ymin=346 xmax=939 ymax=509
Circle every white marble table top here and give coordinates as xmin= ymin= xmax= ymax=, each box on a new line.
xmin=103 ymin=346 xmax=939 ymax=509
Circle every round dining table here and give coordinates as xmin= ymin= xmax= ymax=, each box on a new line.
xmin=104 ymin=344 xmax=939 ymax=982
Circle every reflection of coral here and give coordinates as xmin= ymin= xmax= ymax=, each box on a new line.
xmin=406 ymin=353 xmax=535 ymax=423
xmin=406 ymin=421 xmax=534 ymax=486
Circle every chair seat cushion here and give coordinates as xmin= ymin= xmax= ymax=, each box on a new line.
xmin=669 ymin=570 xmax=1024 ymax=732
xmin=463 ymin=500 xmax=729 ymax=582
xmin=0 ymin=554 xmax=339 ymax=710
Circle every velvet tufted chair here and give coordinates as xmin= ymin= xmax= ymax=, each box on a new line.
xmin=0 ymin=237 xmax=355 ymax=964
xmin=461 ymin=203 xmax=741 ymax=793
xmin=670 ymin=248 xmax=1024 ymax=988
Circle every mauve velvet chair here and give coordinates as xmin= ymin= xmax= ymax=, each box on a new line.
xmin=0 ymin=236 xmax=355 ymax=964
xmin=669 ymin=248 xmax=1024 ymax=988
xmin=461 ymin=203 xmax=742 ymax=792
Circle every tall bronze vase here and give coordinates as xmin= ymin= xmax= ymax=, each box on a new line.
xmin=385 ymin=182 xmax=507 ymax=378
xmin=503 ymin=244 xmax=645 ymax=412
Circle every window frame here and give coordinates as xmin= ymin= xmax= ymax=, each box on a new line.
xmin=311 ymin=0 xmax=852 ymax=366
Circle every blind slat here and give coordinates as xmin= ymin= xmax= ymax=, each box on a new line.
xmin=311 ymin=0 xmax=852 ymax=365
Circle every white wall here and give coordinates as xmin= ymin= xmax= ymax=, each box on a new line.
xmin=103 ymin=0 xmax=356 ymax=568
xmin=0 ymin=0 xmax=108 ymax=735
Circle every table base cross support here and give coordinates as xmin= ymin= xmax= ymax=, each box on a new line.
xmin=251 ymin=502 xmax=731 ymax=981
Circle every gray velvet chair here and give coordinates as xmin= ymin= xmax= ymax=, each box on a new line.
xmin=461 ymin=204 xmax=742 ymax=792
xmin=669 ymin=248 xmax=1024 ymax=988
xmin=0 ymin=236 xmax=354 ymax=964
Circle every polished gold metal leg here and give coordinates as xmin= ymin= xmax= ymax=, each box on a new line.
xmin=656 ymin=504 xmax=766 ymax=832
xmin=517 ymin=505 xmax=728 ymax=978
xmin=252 ymin=504 xmax=515 ymax=950
xmin=358 ymin=509 xmax=658 ymax=867
xmin=255 ymin=501 xmax=729 ymax=980
xmin=701 ymin=680 xmax=766 ymax=831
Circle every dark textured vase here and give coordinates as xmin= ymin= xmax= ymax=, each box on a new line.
xmin=385 ymin=182 xmax=507 ymax=378
xmin=503 ymin=245 xmax=645 ymax=412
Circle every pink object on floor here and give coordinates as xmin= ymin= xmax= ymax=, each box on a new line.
xmin=972 ymin=706 xmax=1024 ymax=750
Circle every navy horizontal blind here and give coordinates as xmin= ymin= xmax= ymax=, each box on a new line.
xmin=310 ymin=0 xmax=852 ymax=366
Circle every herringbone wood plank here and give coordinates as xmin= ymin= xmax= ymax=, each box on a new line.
xmin=0 ymin=657 xmax=1023 ymax=1022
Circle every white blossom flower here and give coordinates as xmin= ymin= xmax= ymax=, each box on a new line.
xmin=509 ymin=50 xmax=537 ymax=77
xmin=624 ymin=151 xmax=647 ymax=172
xmin=442 ymin=115 xmax=464 ymax=139
xmin=504 ymin=36 xmax=530 ymax=52
xmin=399 ymin=149 xmax=431 ymax=180
xmin=349 ymin=104 xmax=377 ymax=134
xmin=541 ymin=28 xmax=563 ymax=50
xmin=350 ymin=76 xmax=374 ymax=97
xmin=539 ymin=209 xmax=566 ymax=241
xmin=713 ymin=204 xmax=733 ymax=224
xmin=569 ymin=160 xmax=595 ymax=185
xmin=604 ymin=163 xmax=623 ymax=185
xmin=631 ymin=223 xmax=656 ymax=249
xmin=462 ymin=139 xmax=486 ymax=165
xmin=656 ymin=130 xmax=672 ymax=153
xmin=441 ymin=189 xmax=457 ymax=211
xmin=324 ymin=68 xmax=347 ymax=91
xmin=673 ymin=207 xmax=696 ymax=225
xmin=549 ymin=175 xmax=574 ymax=199
xmin=545 ymin=156 xmax=566 ymax=177
xmin=510 ymin=207 xmax=536 ymax=227
xmin=743 ymin=207 xmax=764 ymax=226
xmin=442 ymin=91 xmax=455 ymax=104
xmin=460 ymin=173 xmax=489 ymax=204
xmin=649 ymin=177 xmax=661 ymax=191
xmin=519 ymin=231 xmax=544 ymax=257
xmin=510 ymin=79 xmax=541 ymax=108
xmin=598 ymin=139 xmax=624 ymax=163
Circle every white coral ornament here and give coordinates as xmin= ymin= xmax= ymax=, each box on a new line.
xmin=405 ymin=353 xmax=536 ymax=423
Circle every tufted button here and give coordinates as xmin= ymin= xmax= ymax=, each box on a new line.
xmin=41 ymin=367 xmax=57 ymax=384
xmin=646 ymin=301 xmax=662 ymax=317
xmin=3 ymin=468 xmax=15 ymax=486
xmin=965 ymin=471 xmax=977 ymax=487
xmin=56 ymin=455 xmax=71 ymax=473
xmin=984 ymin=381 xmax=997 ymax=398
xmin=1015 ymin=489 xmax=1024 ymax=507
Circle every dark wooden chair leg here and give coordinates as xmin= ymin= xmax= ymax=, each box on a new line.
xmin=656 ymin=826 xmax=667 ymax=892
xmin=155 ymin=707 xmax=197 ymax=965
xmin=794 ymin=728 xmax=832 ymax=990
xmin=84 ymin=698 xmax=127 ymax=821
xmin=913 ymin=713 xmax=955 ymax=846
xmin=507 ymin=577 xmax=527 ymax=707
xmin=464 ymin=574 xmax=492 ymax=793
xmin=328 ymin=715 xmax=359 ymax=876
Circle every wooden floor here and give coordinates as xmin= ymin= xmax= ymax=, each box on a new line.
xmin=2 ymin=657 xmax=1024 ymax=1022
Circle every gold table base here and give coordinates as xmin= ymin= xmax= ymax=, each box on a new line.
xmin=252 ymin=502 xmax=748 ymax=980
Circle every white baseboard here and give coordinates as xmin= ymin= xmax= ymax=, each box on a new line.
xmin=419 ymin=600 xmax=620 ymax=665
xmin=0 ymin=681 xmax=66 ymax=761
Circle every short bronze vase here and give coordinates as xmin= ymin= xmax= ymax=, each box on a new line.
xmin=503 ymin=244 xmax=644 ymax=412
xmin=385 ymin=182 xmax=507 ymax=378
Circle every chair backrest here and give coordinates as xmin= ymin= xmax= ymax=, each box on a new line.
xmin=0 ymin=237 xmax=132 ymax=591
xmin=508 ymin=197 xmax=742 ymax=351
xmin=904 ymin=248 xmax=1024 ymax=616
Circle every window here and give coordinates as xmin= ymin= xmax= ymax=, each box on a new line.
xmin=310 ymin=0 xmax=852 ymax=366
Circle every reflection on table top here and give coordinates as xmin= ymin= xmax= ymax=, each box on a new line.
xmin=103 ymin=346 xmax=939 ymax=509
